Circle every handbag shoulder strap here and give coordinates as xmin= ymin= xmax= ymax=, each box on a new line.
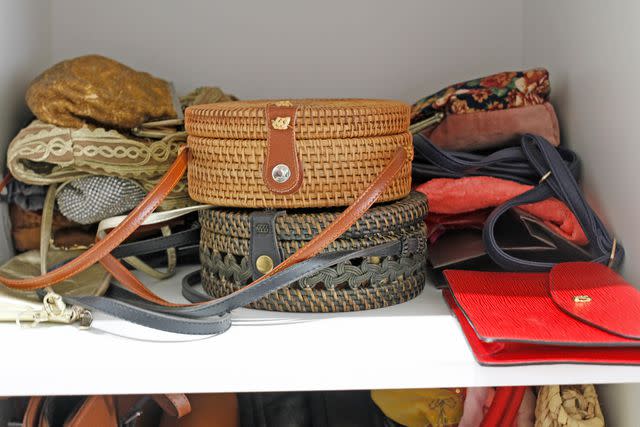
xmin=413 ymin=133 xmax=623 ymax=271
xmin=0 ymin=146 xmax=409 ymax=334
xmin=0 ymin=147 xmax=189 ymax=291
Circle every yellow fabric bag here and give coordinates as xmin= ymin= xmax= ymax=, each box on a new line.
xmin=371 ymin=388 xmax=464 ymax=427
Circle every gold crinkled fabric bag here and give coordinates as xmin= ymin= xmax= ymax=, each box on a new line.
xmin=26 ymin=55 xmax=177 ymax=130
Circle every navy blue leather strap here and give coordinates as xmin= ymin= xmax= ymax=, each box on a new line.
xmin=413 ymin=133 xmax=623 ymax=271
xmin=64 ymin=239 xmax=408 ymax=334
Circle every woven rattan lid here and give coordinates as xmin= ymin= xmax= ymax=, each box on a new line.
xmin=185 ymin=99 xmax=410 ymax=140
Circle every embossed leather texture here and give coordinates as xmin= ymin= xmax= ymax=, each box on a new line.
xmin=443 ymin=264 xmax=640 ymax=365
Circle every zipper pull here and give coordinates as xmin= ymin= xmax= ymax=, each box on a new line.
xmin=409 ymin=112 xmax=445 ymax=135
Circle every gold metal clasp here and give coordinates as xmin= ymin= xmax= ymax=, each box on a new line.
xmin=271 ymin=116 xmax=291 ymax=130
xmin=256 ymin=255 xmax=275 ymax=274
xmin=573 ymin=295 xmax=592 ymax=303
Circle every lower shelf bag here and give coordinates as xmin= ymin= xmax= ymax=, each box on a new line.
xmin=196 ymin=192 xmax=428 ymax=312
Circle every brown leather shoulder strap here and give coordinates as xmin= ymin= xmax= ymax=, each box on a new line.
xmin=0 ymin=148 xmax=189 ymax=291
xmin=1 ymin=145 xmax=408 ymax=320
xmin=101 ymin=147 xmax=408 ymax=308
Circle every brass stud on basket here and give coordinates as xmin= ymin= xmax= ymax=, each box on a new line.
xmin=573 ymin=295 xmax=592 ymax=303
xmin=256 ymin=255 xmax=275 ymax=274
xmin=272 ymin=164 xmax=291 ymax=183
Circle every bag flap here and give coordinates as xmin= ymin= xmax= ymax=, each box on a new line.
xmin=442 ymin=289 xmax=640 ymax=366
xmin=550 ymin=262 xmax=640 ymax=339
xmin=443 ymin=268 xmax=640 ymax=345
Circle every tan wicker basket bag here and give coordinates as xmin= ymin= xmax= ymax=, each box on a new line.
xmin=535 ymin=385 xmax=605 ymax=427
xmin=185 ymin=99 xmax=412 ymax=208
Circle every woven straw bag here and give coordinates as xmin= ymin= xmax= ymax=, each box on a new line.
xmin=185 ymin=99 xmax=412 ymax=208
xmin=535 ymin=385 xmax=605 ymax=427
xmin=198 ymin=192 xmax=427 ymax=312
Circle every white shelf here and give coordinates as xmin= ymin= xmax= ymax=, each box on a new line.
xmin=2 ymin=265 xmax=640 ymax=396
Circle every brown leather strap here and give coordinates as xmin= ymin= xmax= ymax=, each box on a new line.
xmin=1 ymin=145 xmax=408 ymax=316
xmin=0 ymin=148 xmax=189 ymax=291
xmin=101 ymin=147 xmax=408 ymax=308
xmin=152 ymin=394 xmax=191 ymax=418
xmin=23 ymin=396 xmax=44 ymax=427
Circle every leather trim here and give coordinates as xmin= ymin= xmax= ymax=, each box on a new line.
xmin=249 ymin=210 xmax=284 ymax=280
xmin=263 ymin=104 xmax=303 ymax=194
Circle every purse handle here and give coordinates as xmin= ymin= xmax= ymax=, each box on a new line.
xmin=413 ymin=133 xmax=623 ymax=271
xmin=0 ymin=146 xmax=408 ymax=334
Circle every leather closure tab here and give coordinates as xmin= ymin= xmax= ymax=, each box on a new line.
xmin=263 ymin=104 xmax=303 ymax=194
xmin=250 ymin=211 xmax=284 ymax=280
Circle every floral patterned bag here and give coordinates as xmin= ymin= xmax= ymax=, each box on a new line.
xmin=410 ymin=69 xmax=560 ymax=151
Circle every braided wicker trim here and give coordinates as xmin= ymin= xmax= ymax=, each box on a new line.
xmin=200 ymin=191 xmax=427 ymax=241
xmin=201 ymin=244 xmax=425 ymax=290
xmin=202 ymin=262 xmax=426 ymax=313
xmin=185 ymin=99 xmax=410 ymax=140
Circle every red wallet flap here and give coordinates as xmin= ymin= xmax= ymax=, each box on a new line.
xmin=550 ymin=262 xmax=640 ymax=339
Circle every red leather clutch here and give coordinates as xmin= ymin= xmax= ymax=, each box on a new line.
xmin=443 ymin=262 xmax=640 ymax=365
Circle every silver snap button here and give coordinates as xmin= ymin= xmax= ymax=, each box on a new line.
xmin=271 ymin=164 xmax=291 ymax=183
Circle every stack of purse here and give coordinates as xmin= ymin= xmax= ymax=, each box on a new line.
xmin=0 ymin=98 xmax=425 ymax=333
xmin=183 ymin=99 xmax=427 ymax=313
xmin=0 ymin=56 xmax=236 ymax=316
xmin=408 ymin=69 xmax=640 ymax=368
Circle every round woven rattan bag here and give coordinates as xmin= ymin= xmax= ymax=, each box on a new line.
xmin=199 ymin=192 xmax=428 ymax=312
xmin=185 ymin=99 xmax=413 ymax=209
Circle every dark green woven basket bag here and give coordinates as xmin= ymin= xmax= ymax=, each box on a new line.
xmin=199 ymin=192 xmax=428 ymax=312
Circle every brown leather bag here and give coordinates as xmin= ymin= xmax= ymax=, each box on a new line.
xmin=21 ymin=394 xmax=238 ymax=427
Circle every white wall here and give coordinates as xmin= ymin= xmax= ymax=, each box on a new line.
xmin=51 ymin=0 xmax=523 ymax=102
xmin=524 ymin=1 xmax=640 ymax=425
xmin=524 ymin=0 xmax=639 ymax=284
xmin=0 ymin=0 xmax=51 ymax=263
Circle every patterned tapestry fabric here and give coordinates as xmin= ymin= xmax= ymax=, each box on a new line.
xmin=26 ymin=55 xmax=176 ymax=130
xmin=6 ymin=120 xmax=191 ymax=210
xmin=57 ymin=176 xmax=146 ymax=225
xmin=411 ymin=69 xmax=550 ymax=124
